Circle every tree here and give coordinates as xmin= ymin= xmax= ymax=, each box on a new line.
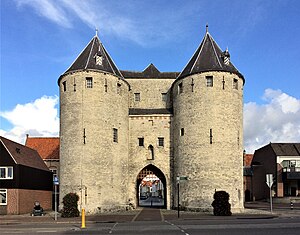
xmin=211 ymin=191 xmax=232 ymax=216
xmin=61 ymin=193 xmax=80 ymax=217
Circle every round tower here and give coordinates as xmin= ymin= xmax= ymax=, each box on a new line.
xmin=172 ymin=29 xmax=245 ymax=212
xmin=58 ymin=35 xmax=130 ymax=213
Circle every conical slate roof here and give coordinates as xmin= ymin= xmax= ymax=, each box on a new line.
xmin=62 ymin=35 xmax=123 ymax=78
xmin=178 ymin=31 xmax=244 ymax=82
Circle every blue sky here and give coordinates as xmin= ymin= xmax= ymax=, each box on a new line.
xmin=1 ymin=0 xmax=300 ymax=152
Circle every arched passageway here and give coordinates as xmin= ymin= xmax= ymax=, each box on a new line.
xmin=136 ymin=164 xmax=167 ymax=208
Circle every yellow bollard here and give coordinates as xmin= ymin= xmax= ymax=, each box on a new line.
xmin=81 ymin=208 xmax=86 ymax=229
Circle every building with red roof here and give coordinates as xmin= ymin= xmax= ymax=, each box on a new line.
xmin=25 ymin=135 xmax=60 ymax=179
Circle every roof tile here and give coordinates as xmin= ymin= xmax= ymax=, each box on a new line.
xmin=178 ymin=31 xmax=244 ymax=82
xmin=25 ymin=136 xmax=60 ymax=160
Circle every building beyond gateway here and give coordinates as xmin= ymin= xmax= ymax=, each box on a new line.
xmin=58 ymin=26 xmax=245 ymax=214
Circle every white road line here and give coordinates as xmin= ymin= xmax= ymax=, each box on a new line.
xmin=165 ymin=220 xmax=189 ymax=235
xmin=37 ymin=231 xmax=57 ymax=233
xmin=108 ymin=222 xmax=118 ymax=234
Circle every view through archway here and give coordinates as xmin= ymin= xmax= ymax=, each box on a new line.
xmin=136 ymin=164 xmax=166 ymax=208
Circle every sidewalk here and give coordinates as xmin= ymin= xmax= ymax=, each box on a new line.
xmin=1 ymin=202 xmax=300 ymax=225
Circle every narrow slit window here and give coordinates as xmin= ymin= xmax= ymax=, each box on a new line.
xmin=117 ymin=83 xmax=121 ymax=94
xmin=180 ymin=128 xmax=185 ymax=136
xmin=73 ymin=78 xmax=76 ymax=92
xmin=86 ymin=77 xmax=93 ymax=88
xmin=104 ymin=78 xmax=108 ymax=92
xmin=206 ymin=76 xmax=213 ymax=87
xmin=210 ymin=128 xmax=213 ymax=144
xmin=191 ymin=78 xmax=195 ymax=92
xmin=62 ymin=81 xmax=66 ymax=92
xmin=83 ymin=128 xmax=86 ymax=144
xmin=178 ymin=83 xmax=183 ymax=94
xmin=148 ymin=145 xmax=154 ymax=160
xmin=113 ymin=128 xmax=118 ymax=143
xmin=233 ymin=78 xmax=238 ymax=90
xmin=162 ymin=93 xmax=167 ymax=102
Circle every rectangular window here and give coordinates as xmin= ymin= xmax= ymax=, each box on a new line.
xmin=86 ymin=77 xmax=93 ymax=88
xmin=178 ymin=83 xmax=183 ymax=94
xmin=0 ymin=189 xmax=7 ymax=205
xmin=206 ymin=76 xmax=213 ymax=87
xmin=290 ymin=160 xmax=296 ymax=168
xmin=134 ymin=93 xmax=140 ymax=102
xmin=162 ymin=93 xmax=167 ymax=102
xmin=180 ymin=128 xmax=185 ymax=136
xmin=113 ymin=128 xmax=118 ymax=143
xmin=233 ymin=78 xmax=238 ymax=90
xmin=0 ymin=167 xmax=13 ymax=179
xmin=138 ymin=138 xmax=144 ymax=147
xmin=62 ymin=81 xmax=66 ymax=92
xmin=158 ymin=137 xmax=164 ymax=147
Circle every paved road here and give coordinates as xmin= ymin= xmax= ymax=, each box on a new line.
xmin=134 ymin=207 xmax=162 ymax=221
xmin=1 ymin=217 xmax=300 ymax=234
xmin=1 ymin=203 xmax=300 ymax=234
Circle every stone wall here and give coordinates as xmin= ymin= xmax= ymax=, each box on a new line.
xmin=127 ymin=78 xmax=174 ymax=109
xmin=128 ymin=114 xmax=172 ymax=209
xmin=59 ymin=69 xmax=244 ymax=213
xmin=59 ymin=70 xmax=130 ymax=214
xmin=126 ymin=78 xmax=175 ymax=209
xmin=172 ymin=71 xmax=244 ymax=212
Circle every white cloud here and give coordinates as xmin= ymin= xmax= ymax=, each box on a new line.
xmin=0 ymin=96 xmax=59 ymax=144
xmin=244 ymin=89 xmax=300 ymax=153
xmin=13 ymin=0 xmax=199 ymax=46
xmin=15 ymin=0 xmax=72 ymax=28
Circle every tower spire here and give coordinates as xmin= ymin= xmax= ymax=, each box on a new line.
xmin=206 ymin=23 xmax=208 ymax=33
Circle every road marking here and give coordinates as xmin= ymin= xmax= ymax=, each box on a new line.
xmin=165 ymin=220 xmax=189 ymax=235
xmin=108 ymin=222 xmax=118 ymax=234
xmin=160 ymin=209 xmax=165 ymax=221
xmin=37 ymin=231 xmax=57 ymax=233
xmin=2 ymin=232 xmax=23 ymax=234
xmin=131 ymin=209 xmax=143 ymax=222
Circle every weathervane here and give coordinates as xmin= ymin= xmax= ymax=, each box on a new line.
xmin=95 ymin=28 xmax=98 ymax=37
xmin=206 ymin=23 xmax=209 ymax=33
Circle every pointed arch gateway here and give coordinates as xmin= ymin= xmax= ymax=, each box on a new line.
xmin=136 ymin=164 xmax=167 ymax=208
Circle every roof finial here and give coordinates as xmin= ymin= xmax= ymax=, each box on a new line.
xmin=206 ymin=23 xmax=208 ymax=33
xmin=95 ymin=28 xmax=98 ymax=37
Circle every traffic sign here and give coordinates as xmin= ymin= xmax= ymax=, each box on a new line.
xmin=177 ymin=176 xmax=188 ymax=181
xmin=266 ymin=174 xmax=273 ymax=188
xmin=53 ymin=176 xmax=59 ymax=185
